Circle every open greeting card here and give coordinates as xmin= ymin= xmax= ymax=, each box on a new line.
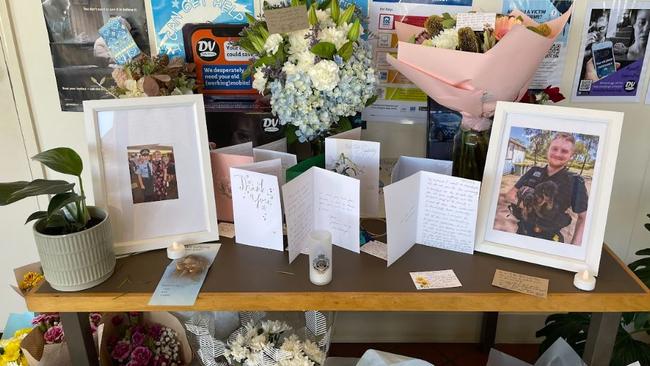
xmin=325 ymin=127 xmax=380 ymax=217
xmin=391 ymin=156 xmax=452 ymax=183
xmin=282 ymin=167 xmax=360 ymax=263
xmin=384 ymin=171 xmax=481 ymax=266
xmin=230 ymin=159 xmax=284 ymax=251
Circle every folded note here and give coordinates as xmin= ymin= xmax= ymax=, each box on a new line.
xmin=282 ymin=167 xmax=360 ymax=263
xmin=384 ymin=171 xmax=480 ymax=266
xmin=230 ymin=160 xmax=283 ymax=251
xmin=391 ymin=156 xmax=452 ymax=183
xmin=326 ymin=128 xmax=380 ymax=217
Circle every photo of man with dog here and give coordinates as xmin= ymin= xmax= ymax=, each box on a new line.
xmin=493 ymin=128 xmax=599 ymax=246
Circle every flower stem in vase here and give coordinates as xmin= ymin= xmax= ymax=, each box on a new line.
xmin=452 ymin=115 xmax=492 ymax=181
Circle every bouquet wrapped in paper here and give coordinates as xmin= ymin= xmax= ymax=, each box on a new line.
xmin=386 ymin=8 xmax=572 ymax=121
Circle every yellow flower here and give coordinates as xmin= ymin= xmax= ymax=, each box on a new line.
xmin=19 ymin=272 xmax=43 ymax=292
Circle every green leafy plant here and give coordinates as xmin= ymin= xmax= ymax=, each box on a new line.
xmin=536 ymin=215 xmax=650 ymax=365
xmin=0 ymin=147 xmax=91 ymax=234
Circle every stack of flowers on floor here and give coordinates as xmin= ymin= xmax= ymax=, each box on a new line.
xmin=387 ymin=8 xmax=572 ymax=180
xmin=238 ymin=0 xmax=377 ymax=147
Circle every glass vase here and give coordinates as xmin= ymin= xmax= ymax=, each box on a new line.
xmin=452 ymin=116 xmax=492 ymax=181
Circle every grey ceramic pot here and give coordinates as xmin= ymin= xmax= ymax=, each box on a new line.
xmin=33 ymin=206 xmax=115 ymax=291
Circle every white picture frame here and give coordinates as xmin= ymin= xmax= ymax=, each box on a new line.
xmin=84 ymin=95 xmax=218 ymax=254
xmin=475 ymin=102 xmax=623 ymax=275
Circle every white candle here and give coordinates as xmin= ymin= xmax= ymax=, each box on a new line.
xmin=573 ymin=269 xmax=596 ymax=291
xmin=167 ymin=241 xmax=186 ymax=260
xmin=308 ymin=230 xmax=332 ymax=286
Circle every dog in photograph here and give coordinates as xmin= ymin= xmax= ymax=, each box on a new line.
xmin=516 ymin=181 xmax=562 ymax=233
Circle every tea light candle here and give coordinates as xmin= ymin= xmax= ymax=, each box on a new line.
xmin=308 ymin=230 xmax=332 ymax=286
xmin=573 ymin=269 xmax=596 ymax=291
xmin=167 ymin=241 xmax=186 ymax=260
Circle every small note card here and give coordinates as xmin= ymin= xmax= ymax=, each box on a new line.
xmin=149 ymin=244 xmax=221 ymax=306
xmin=218 ymin=222 xmax=235 ymax=238
xmin=410 ymin=270 xmax=462 ymax=290
xmin=456 ymin=12 xmax=496 ymax=31
xmin=360 ymin=240 xmax=387 ymax=260
xmin=492 ymin=269 xmax=549 ymax=298
xmin=265 ymin=6 xmax=310 ymax=34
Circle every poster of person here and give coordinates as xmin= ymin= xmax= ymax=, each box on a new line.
xmin=492 ymin=128 xmax=599 ymax=247
xmin=127 ymin=145 xmax=179 ymax=204
xmin=42 ymin=0 xmax=150 ymax=111
xmin=150 ymin=0 xmax=255 ymax=58
xmin=572 ymin=2 xmax=650 ymax=102
xmin=502 ymin=0 xmax=573 ymax=91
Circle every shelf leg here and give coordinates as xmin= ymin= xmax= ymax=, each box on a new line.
xmin=480 ymin=312 xmax=499 ymax=353
xmin=583 ymin=312 xmax=620 ymax=366
xmin=61 ymin=312 xmax=98 ymax=366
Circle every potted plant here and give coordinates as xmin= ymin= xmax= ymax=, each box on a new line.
xmin=0 ymin=147 xmax=115 ymax=291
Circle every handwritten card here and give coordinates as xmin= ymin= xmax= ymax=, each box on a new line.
xmin=149 ymin=244 xmax=220 ymax=306
xmin=282 ymin=167 xmax=360 ymax=263
xmin=253 ymin=138 xmax=297 ymax=185
xmin=211 ymin=142 xmax=254 ymax=222
xmin=326 ymin=128 xmax=380 ymax=217
xmin=456 ymin=12 xmax=496 ymax=31
xmin=384 ymin=171 xmax=480 ymax=266
xmin=492 ymin=269 xmax=549 ymax=298
xmin=265 ymin=6 xmax=310 ymax=34
xmin=391 ymin=156 xmax=452 ymax=183
xmin=360 ymin=240 xmax=387 ymax=260
xmin=230 ymin=161 xmax=283 ymax=251
xmin=218 ymin=222 xmax=235 ymax=238
xmin=409 ymin=270 xmax=462 ymax=290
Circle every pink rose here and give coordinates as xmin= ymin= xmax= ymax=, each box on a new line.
xmin=32 ymin=313 xmax=48 ymax=325
xmin=149 ymin=324 xmax=162 ymax=340
xmin=131 ymin=331 xmax=145 ymax=347
xmin=130 ymin=346 xmax=153 ymax=365
xmin=43 ymin=325 xmax=65 ymax=344
xmin=111 ymin=340 xmax=131 ymax=362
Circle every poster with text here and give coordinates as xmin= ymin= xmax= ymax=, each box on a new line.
xmin=572 ymin=2 xmax=650 ymax=102
xmin=150 ymin=0 xmax=255 ymax=58
xmin=363 ymin=0 xmax=472 ymax=124
xmin=42 ymin=0 xmax=149 ymax=112
xmin=502 ymin=0 xmax=573 ymax=91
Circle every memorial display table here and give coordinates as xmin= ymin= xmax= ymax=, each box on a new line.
xmin=23 ymin=223 xmax=650 ymax=366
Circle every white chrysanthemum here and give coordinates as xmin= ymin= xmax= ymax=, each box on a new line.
xmin=292 ymin=50 xmax=315 ymax=70
xmin=280 ymin=334 xmax=303 ymax=354
xmin=249 ymin=334 xmax=268 ymax=351
xmin=264 ymin=33 xmax=283 ymax=55
xmin=283 ymin=61 xmax=299 ymax=75
xmin=288 ymin=29 xmax=310 ymax=55
xmin=426 ymin=28 xmax=458 ymax=49
xmin=252 ymin=67 xmax=267 ymax=94
xmin=318 ymin=26 xmax=348 ymax=50
xmin=316 ymin=8 xmax=335 ymax=28
xmin=244 ymin=351 xmax=263 ymax=366
xmin=308 ymin=60 xmax=340 ymax=91
xmin=302 ymin=340 xmax=325 ymax=365
xmin=261 ymin=320 xmax=291 ymax=334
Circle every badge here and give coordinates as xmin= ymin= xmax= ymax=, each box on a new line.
xmin=533 ymin=171 xmax=542 ymax=177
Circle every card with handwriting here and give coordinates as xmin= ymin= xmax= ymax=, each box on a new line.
xmin=282 ymin=167 xmax=360 ymax=263
xmin=360 ymin=240 xmax=387 ymax=260
xmin=410 ymin=270 xmax=462 ymax=290
xmin=384 ymin=171 xmax=480 ymax=266
xmin=265 ymin=6 xmax=310 ymax=34
xmin=391 ymin=156 xmax=452 ymax=183
xmin=456 ymin=12 xmax=496 ymax=31
xmin=230 ymin=161 xmax=283 ymax=251
xmin=326 ymin=128 xmax=380 ymax=217
xmin=211 ymin=142 xmax=254 ymax=222
xmin=149 ymin=244 xmax=220 ymax=306
xmin=492 ymin=269 xmax=549 ymax=298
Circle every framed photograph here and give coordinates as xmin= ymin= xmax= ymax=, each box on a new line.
xmin=476 ymin=102 xmax=623 ymax=275
xmin=84 ymin=95 xmax=218 ymax=254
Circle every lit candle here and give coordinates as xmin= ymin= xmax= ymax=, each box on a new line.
xmin=573 ymin=269 xmax=596 ymax=291
xmin=308 ymin=230 xmax=332 ymax=286
xmin=167 ymin=241 xmax=186 ymax=260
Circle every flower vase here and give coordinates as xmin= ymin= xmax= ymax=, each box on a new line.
xmin=292 ymin=138 xmax=326 ymax=162
xmin=452 ymin=116 xmax=492 ymax=181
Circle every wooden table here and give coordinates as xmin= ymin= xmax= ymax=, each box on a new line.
xmin=25 ymin=226 xmax=650 ymax=366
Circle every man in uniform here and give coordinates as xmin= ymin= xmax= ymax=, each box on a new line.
xmin=506 ymin=133 xmax=589 ymax=245
xmin=135 ymin=149 xmax=155 ymax=202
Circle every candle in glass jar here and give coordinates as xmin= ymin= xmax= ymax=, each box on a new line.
xmin=308 ymin=230 xmax=332 ymax=286
xmin=167 ymin=241 xmax=186 ymax=260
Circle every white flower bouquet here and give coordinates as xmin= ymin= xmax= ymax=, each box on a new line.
xmin=238 ymin=0 xmax=377 ymax=143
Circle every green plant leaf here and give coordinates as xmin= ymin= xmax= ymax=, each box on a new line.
xmin=246 ymin=13 xmax=257 ymax=25
xmin=347 ymin=19 xmax=360 ymax=41
xmin=338 ymin=5 xmax=355 ymax=25
xmin=308 ymin=3 xmax=318 ymax=26
xmin=242 ymin=65 xmax=253 ymax=80
xmin=285 ymin=124 xmax=298 ymax=145
xmin=633 ymin=312 xmax=650 ymax=330
xmin=636 ymin=248 xmax=650 ymax=256
xmin=365 ymin=94 xmax=378 ymax=107
xmin=310 ymin=42 xmax=336 ymax=59
xmin=25 ymin=211 xmax=47 ymax=224
xmin=338 ymin=41 xmax=354 ymax=61
xmin=6 ymin=180 xmax=74 ymax=205
xmin=45 ymin=213 xmax=68 ymax=229
xmin=610 ymin=327 xmax=650 ymax=366
xmin=0 ymin=181 xmax=29 ymax=205
xmin=254 ymin=56 xmax=276 ymax=68
xmin=535 ymin=312 xmax=590 ymax=356
xmin=32 ymin=147 xmax=83 ymax=176
xmin=47 ymin=192 xmax=82 ymax=217
xmin=330 ymin=0 xmax=340 ymax=23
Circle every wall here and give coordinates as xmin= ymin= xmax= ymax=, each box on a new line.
xmin=1 ymin=0 xmax=649 ymax=342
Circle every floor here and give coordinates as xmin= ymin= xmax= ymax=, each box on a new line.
xmin=329 ymin=343 xmax=540 ymax=366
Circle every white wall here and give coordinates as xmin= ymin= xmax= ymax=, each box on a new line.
xmin=1 ymin=0 xmax=649 ymax=342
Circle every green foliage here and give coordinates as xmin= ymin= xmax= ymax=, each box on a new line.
xmin=338 ymin=41 xmax=354 ymax=61
xmin=338 ymin=5 xmax=355 ymax=26
xmin=347 ymin=19 xmax=361 ymax=41
xmin=365 ymin=94 xmax=378 ymax=107
xmin=330 ymin=0 xmax=340 ymax=23
xmin=308 ymin=3 xmax=318 ymax=26
xmin=311 ymin=42 xmax=337 ymax=59
xmin=536 ymin=313 xmax=590 ymax=355
xmin=0 ymin=147 xmax=90 ymax=234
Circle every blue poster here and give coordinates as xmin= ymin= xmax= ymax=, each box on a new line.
xmin=151 ymin=0 xmax=255 ymax=58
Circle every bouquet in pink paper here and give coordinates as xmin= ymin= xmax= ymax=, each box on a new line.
xmin=386 ymin=8 xmax=572 ymax=180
